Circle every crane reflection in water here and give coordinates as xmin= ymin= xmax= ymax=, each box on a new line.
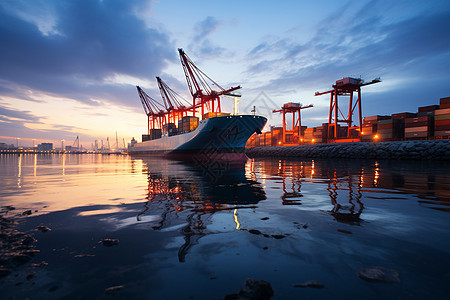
xmin=133 ymin=156 xmax=450 ymax=262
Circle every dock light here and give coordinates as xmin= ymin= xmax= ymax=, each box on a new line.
xmin=374 ymin=134 xmax=379 ymax=140
xmin=312 ymin=138 xmax=315 ymax=143
xmin=361 ymin=131 xmax=364 ymax=135
xmin=278 ymin=141 xmax=282 ymax=145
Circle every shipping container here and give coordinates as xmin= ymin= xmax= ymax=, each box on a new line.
xmin=392 ymin=112 xmax=417 ymax=119
xmin=434 ymin=130 xmax=450 ymax=137
xmin=434 ymin=114 xmax=450 ymax=121
xmin=440 ymin=97 xmax=450 ymax=105
xmin=405 ymin=132 xmax=428 ymax=138
xmin=202 ymin=112 xmax=231 ymax=119
xmin=418 ymin=105 xmax=439 ymax=113
xmin=435 ymin=119 xmax=450 ymax=126
xmin=405 ymin=126 xmax=428 ymax=133
xmin=435 ymin=108 xmax=450 ymax=115
xmin=435 ymin=125 xmax=450 ymax=131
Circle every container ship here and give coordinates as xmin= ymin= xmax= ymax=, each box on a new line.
xmin=128 ymin=49 xmax=267 ymax=157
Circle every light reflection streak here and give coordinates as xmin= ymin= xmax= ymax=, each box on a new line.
xmin=233 ymin=208 xmax=240 ymax=230
xmin=17 ymin=154 xmax=22 ymax=188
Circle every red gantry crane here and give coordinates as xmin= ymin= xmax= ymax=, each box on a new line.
xmin=136 ymin=86 xmax=167 ymax=133
xmin=156 ymin=77 xmax=191 ymax=125
xmin=315 ymin=77 xmax=380 ymax=141
xmin=273 ymin=102 xmax=313 ymax=145
xmin=178 ymin=48 xmax=241 ymax=117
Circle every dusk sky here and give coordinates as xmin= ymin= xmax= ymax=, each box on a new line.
xmin=1 ymin=0 xmax=449 ymax=148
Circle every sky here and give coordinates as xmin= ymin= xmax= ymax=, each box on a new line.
xmin=1 ymin=0 xmax=449 ymax=148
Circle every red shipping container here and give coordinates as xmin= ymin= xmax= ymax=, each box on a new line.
xmin=435 ymin=108 xmax=450 ymax=115
xmin=440 ymin=103 xmax=450 ymax=109
xmin=392 ymin=112 xmax=416 ymax=119
xmin=435 ymin=124 xmax=450 ymax=131
xmin=435 ymin=130 xmax=450 ymax=137
xmin=440 ymin=97 xmax=450 ymax=105
xmin=435 ymin=119 xmax=450 ymax=126
xmin=418 ymin=105 xmax=439 ymax=113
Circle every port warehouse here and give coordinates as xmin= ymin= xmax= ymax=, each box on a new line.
xmin=246 ymin=96 xmax=450 ymax=147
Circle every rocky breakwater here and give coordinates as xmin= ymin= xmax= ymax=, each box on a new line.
xmin=245 ymin=139 xmax=450 ymax=160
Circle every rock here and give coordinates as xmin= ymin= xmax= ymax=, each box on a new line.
xmin=26 ymin=272 xmax=36 ymax=280
xmin=31 ymin=261 xmax=48 ymax=267
xmin=293 ymin=280 xmax=325 ymax=288
xmin=224 ymin=278 xmax=274 ymax=300
xmin=261 ymin=217 xmax=269 ymax=220
xmin=271 ymin=234 xmax=286 ymax=239
xmin=248 ymin=229 xmax=262 ymax=235
xmin=358 ymin=266 xmax=401 ymax=283
xmin=37 ymin=225 xmax=51 ymax=232
xmin=22 ymin=235 xmax=36 ymax=245
xmin=101 ymin=238 xmax=119 ymax=247
xmin=105 ymin=285 xmax=124 ymax=294
xmin=22 ymin=210 xmax=32 ymax=216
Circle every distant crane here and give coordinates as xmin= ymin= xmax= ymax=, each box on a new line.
xmin=72 ymin=136 xmax=80 ymax=150
xmin=178 ymin=48 xmax=241 ymax=117
xmin=273 ymin=102 xmax=313 ymax=145
xmin=315 ymin=77 xmax=381 ymax=140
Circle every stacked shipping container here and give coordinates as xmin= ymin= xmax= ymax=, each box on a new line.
xmin=404 ymin=116 xmax=433 ymax=139
xmin=178 ymin=116 xmax=199 ymax=134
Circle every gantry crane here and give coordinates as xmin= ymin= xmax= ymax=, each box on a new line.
xmin=136 ymin=86 xmax=167 ymax=133
xmin=273 ymin=102 xmax=313 ymax=145
xmin=156 ymin=77 xmax=191 ymax=125
xmin=178 ymin=48 xmax=241 ymax=117
xmin=315 ymin=77 xmax=380 ymax=141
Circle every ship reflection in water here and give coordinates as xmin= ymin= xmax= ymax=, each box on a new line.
xmin=136 ymin=155 xmax=266 ymax=262
xmin=1 ymin=154 xmax=450 ymax=299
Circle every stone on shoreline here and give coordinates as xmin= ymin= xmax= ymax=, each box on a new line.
xmin=224 ymin=278 xmax=274 ymax=300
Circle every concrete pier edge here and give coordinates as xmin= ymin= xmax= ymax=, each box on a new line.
xmin=245 ymin=139 xmax=450 ymax=160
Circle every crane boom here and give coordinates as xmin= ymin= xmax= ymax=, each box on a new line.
xmin=178 ymin=48 xmax=241 ymax=116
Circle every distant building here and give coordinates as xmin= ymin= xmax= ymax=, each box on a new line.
xmin=0 ymin=143 xmax=7 ymax=149
xmin=37 ymin=143 xmax=53 ymax=151
xmin=65 ymin=145 xmax=72 ymax=151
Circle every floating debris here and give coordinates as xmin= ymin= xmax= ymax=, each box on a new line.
xmin=22 ymin=210 xmax=32 ymax=216
xmin=261 ymin=217 xmax=269 ymax=220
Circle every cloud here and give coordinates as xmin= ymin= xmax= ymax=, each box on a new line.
xmin=0 ymin=0 xmax=175 ymax=107
xmin=0 ymin=105 xmax=41 ymax=122
xmin=193 ymin=16 xmax=221 ymax=41
xmin=244 ymin=2 xmax=450 ymax=96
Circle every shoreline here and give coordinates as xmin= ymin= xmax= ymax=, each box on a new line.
xmin=245 ymin=139 xmax=450 ymax=160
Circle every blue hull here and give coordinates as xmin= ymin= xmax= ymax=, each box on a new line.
xmin=130 ymin=115 xmax=267 ymax=155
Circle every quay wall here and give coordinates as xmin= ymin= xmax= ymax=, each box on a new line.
xmin=245 ymin=139 xmax=450 ymax=160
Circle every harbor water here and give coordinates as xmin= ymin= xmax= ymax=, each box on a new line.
xmin=1 ymin=153 xmax=450 ymax=299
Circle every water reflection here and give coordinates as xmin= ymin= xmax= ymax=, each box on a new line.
xmin=135 ymin=156 xmax=266 ymax=261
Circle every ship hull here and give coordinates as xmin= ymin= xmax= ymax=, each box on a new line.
xmin=130 ymin=115 xmax=267 ymax=156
